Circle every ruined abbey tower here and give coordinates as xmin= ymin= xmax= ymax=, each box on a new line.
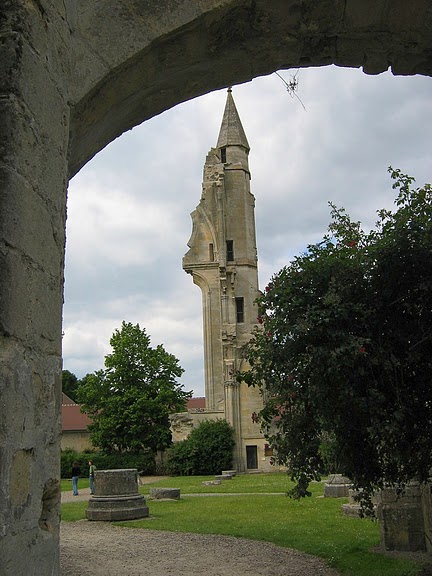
xmin=181 ymin=89 xmax=273 ymax=472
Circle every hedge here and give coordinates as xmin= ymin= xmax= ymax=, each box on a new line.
xmin=61 ymin=449 xmax=155 ymax=478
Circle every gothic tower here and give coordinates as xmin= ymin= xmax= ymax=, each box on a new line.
xmin=183 ymin=89 xmax=268 ymax=472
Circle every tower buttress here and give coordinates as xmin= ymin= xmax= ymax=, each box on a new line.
xmin=183 ymin=89 xmax=261 ymax=471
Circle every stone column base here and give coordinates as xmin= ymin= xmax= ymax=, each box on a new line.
xmin=86 ymin=494 xmax=149 ymax=521
xmin=86 ymin=469 xmax=149 ymax=521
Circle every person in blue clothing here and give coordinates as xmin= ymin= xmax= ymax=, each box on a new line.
xmin=71 ymin=461 xmax=81 ymax=496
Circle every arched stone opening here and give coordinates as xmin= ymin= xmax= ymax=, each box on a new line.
xmin=68 ymin=0 xmax=432 ymax=177
xmin=1 ymin=1 xmax=431 ymax=574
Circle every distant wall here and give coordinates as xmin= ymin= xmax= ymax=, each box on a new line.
xmin=61 ymin=432 xmax=92 ymax=453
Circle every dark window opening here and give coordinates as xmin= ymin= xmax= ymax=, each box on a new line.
xmin=226 ymin=240 xmax=234 ymax=261
xmin=209 ymin=243 xmax=214 ymax=261
xmin=246 ymin=445 xmax=258 ymax=470
xmin=221 ymin=147 xmax=227 ymax=163
xmin=235 ymin=297 xmax=244 ymax=323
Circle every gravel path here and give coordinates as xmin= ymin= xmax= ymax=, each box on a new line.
xmin=60 ymin=478 xmax=340 ymax=576
xmin=60 ymin=522 xmax=340 ymax=576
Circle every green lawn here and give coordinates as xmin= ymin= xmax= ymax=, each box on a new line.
xmin=138 ymin=472 xmax=295 ymax=494
xmin=61 ymin=478 xmax=90 ymax=491
xmin=61 ymin=473 xmax=428 ymax=576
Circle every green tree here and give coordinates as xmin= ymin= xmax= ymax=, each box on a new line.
xmin=62 ymin=369 xmax=79 ymax=402
xmin=167 ymin=419 xmax=235 ymax=475
xmin=239 ymin=169 xmax=432 ymax=510
xmin=77 ymin=321 xmax=191 ymax=454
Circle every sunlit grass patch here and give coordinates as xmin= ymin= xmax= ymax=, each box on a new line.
xmin=61 ymin=473 xmax=425 ymax=576
xmin=139 ymin=471 xmax=297 ymax=494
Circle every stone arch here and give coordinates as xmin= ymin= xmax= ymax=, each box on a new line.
xmin=68 ymin=0 xmax=432 ymax=177
xmin=1 ymin=1 xmax=432 ymax=574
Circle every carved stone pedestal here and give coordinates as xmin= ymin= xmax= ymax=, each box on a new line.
xmin=86 ymin=469 xmax=149 ymax=521
xmin=324 ymin=474 xmax=351 ymax=498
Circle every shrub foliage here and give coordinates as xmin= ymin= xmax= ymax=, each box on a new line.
xmin=238 ymin=169 xmax=432 ymax=510
xmin=167 ymin=419 xmax=235 ymax=476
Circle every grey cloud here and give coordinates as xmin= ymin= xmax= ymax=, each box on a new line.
xmin=63 ymin=67 xmax=431 ymax=396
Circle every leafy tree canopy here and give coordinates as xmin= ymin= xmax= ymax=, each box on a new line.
xmin=62 ymin=369 xmax=79 ymax=402
xmin=77 ymin=321 xmax=191 ymax=454
xmin=239 ymin=168 xmax=432 ymax=511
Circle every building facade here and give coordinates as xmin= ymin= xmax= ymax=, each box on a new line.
xmin=178 ymin=89 xmax=274 ymax=472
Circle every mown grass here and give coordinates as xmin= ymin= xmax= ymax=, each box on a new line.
xmin=61 ymin=473 xmax=428 ymax=576
xmin=138 ymin=472 xmax=292 ymax=494
xmin=61 ymin=478 xmax=90 ymax=492
xmin=61 ymin=500 xmax=88 ymax=521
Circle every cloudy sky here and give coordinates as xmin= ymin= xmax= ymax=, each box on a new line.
xmin=63 ymin=65 xmax=431 ymax=397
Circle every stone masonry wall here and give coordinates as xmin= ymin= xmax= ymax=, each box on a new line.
xmin=0 ymin=1 xmax=71 ymax=574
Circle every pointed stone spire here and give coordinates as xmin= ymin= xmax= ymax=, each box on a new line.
xmin=216 ymin=87 xmax=250 ymax=151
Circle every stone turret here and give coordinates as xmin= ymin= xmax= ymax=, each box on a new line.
xmin=183 ymin=89 xmax=263 ymax=471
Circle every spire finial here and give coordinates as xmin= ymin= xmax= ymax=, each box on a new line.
xmin=216 ymin=88 xmax=249 ymax=150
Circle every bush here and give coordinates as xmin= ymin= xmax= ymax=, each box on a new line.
xmin=166 ymin=419 xmax=235 ymax=476
xmin=166 ymin=439 xmax=197 ymax=476
xmin=60 ymin=449 xmax=156 ymax=478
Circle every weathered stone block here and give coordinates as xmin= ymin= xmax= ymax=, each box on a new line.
xmin=341 ymin=502 xmax=361 ymax=518
xmin=93 ymin=468 xmax=139 ymax=496
xmin=149 ymin=488 xmax=180 ymax=500
xmin=377 ymin=484 xmax=426 ymax=551
xmin=421 ymin=485 xmax=432 ymax=554
xmin=202 ymin=480 xmax=221 ymax=486
xmin=341 ymin=488 xmax=372 ymax=518
xmin=342 ymin=488 xmax=377 ymax=518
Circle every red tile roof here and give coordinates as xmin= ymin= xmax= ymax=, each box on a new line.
xmin=186 ymin=397 xmax=206 ymax=410
xmin=62 ymin=393 xmax=93 ymax=431
xmin=61 ymin=395 xmax=206 ymax=432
